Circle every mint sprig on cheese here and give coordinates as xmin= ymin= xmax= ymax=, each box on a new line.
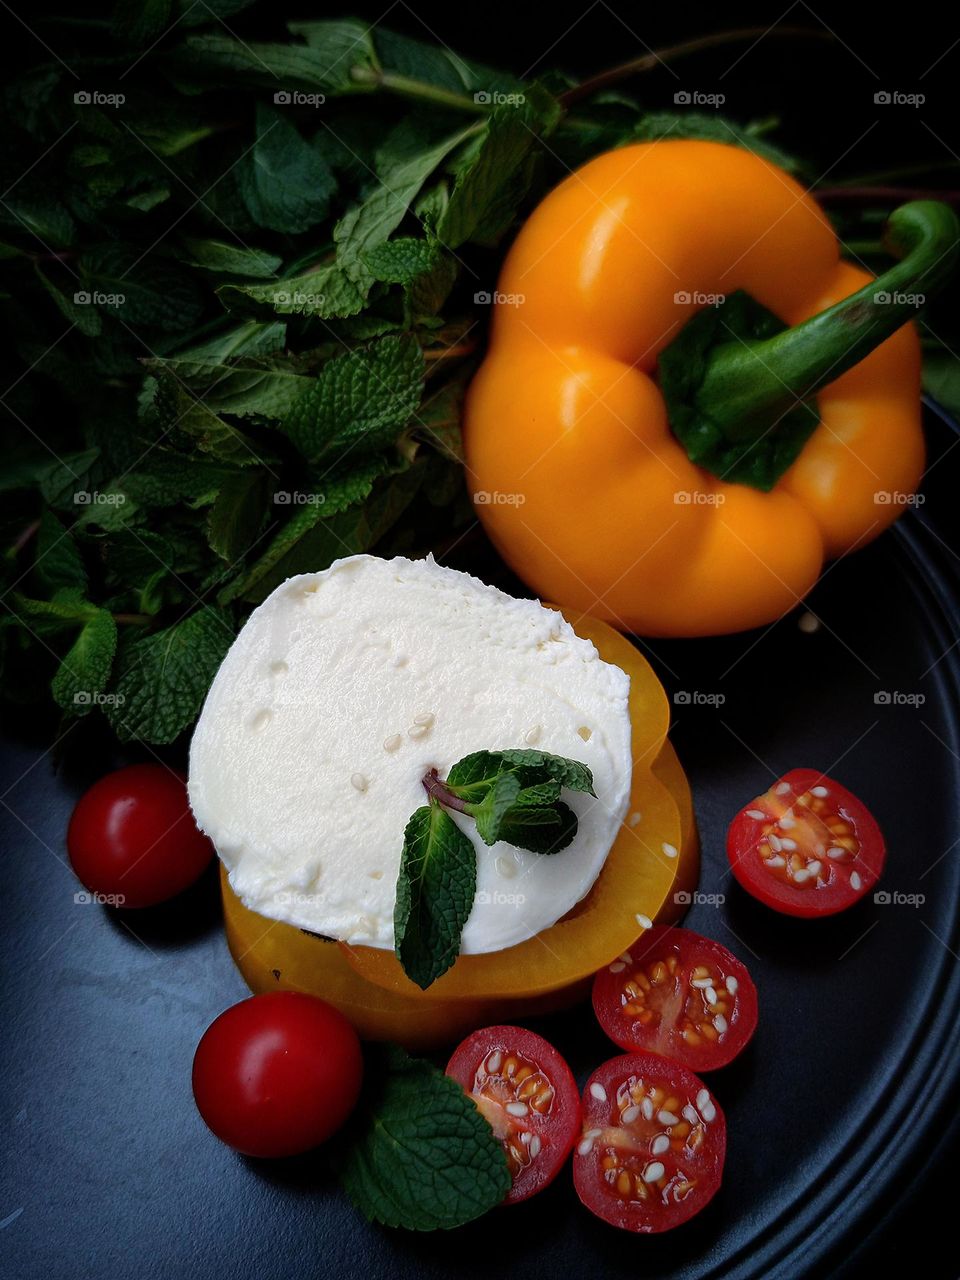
xmin=394 ymin=750 xmax=595 ymax=988
xmin=393 ymin=801 xmax=477 ymax=992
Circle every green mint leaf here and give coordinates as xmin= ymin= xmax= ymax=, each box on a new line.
xmin=126 ymin=187 xmax=171 ymax=213
xmin=117 ymin=454 xmax=228 ymax=509
xmin=148 ymin=373 xmax=273 ymax=467
xmin=336 ymin=1044 xmax=510 ymax=1230
xmin=169 ymin=30 xmax=376 ymax=95
xmin=362 ymin=236 xmax=442 ymax=285
xmin=36 ymin=266 xmax=102 ymax=338
xmin=447 ymin=749 xmax=594 ymax=799
xmin=73 ymin=487 xmax=137 ymax=533
xmin=176 ymin=321 xmax=286 ymax=363
xmin=222 ymin=456 xmax=416 ymax=604
xmin=105 ymin=609 xmax=233 ymax=743
xmin=218 ymin=262 xmax=367 ymax=320
xmin=281 ymin=20 xmax=378 ymax=93
xmin=0 ymin=195 xmax=74 ymax=249
xmin=175 ymin=238 xmax=282 ymax=278
xmin=406 ymin=251 xmax=458 ymax=319
xmin=394 ymin=799 xmax=476 ymax=989
xmin=413 ymin=181 xmax=449 ymax=233
xmin=206 ymin=470 xmax=270 ymax=562
xmin=52 ymin=609 xmax=117 ymax=716
xmin=371 ymin=28 xmax=519 ymax=97
xmin=443 ymin=749 xmax=504 ymax=797
xmin=143 ymin=354 xmax=314 ymax=421
xmin=238 ymin=105 xmax=336 ymax=235
xmin=79 ymin=245 xmax=202 ymax=332
xmin=497 ymin=749 xmax=596 ymax=795
xmin=334 ymin=118 xmax=476 ymax=285
xmin=113 ymin=0 xmax=173 ymax=48
xmin=35 ymin=510 xmax=87 ymax=594
xmin=436 ymin=87 xmax=561 ymax=250
xmin=137 ymin=569 xmax=169 ymax=617
xmin=512 ymin=779 xmax=562 ymax=806
xmin=499 ymin=800 xmax=579 ymax=855
xmin=466 ymin=770 xmax=521 ymax=845
xmin=37 ymin=450 xmax=100 ymax=507
xmin=281 ymin=334 xmax=424 ymax=464
xmin=11 ymin=591 xmax=98 ymax=626
xmin=410 ymin=377 xmax=466 ymax=463
xmin=101 ymin=528 xmax=197 ymax=597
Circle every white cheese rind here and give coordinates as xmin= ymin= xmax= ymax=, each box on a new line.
xmin=188 ymin=554 xmax=632 ymax=954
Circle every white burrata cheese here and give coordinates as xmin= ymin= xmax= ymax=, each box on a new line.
xmin=188 ymin=554 xmax=632 ymax=954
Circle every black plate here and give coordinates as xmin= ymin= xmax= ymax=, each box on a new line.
xmin=2 ymin=403 xmax=959 ymax=1279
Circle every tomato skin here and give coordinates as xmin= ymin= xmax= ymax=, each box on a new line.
xmin=192 ymin=993 xmax=363 ymax=1158
xmin=727 ymin=769 xmax=885 ymax=918
xmin=446 ymin=1025 xmax=580 ymax=1204
xmin=573 ymin=1052 xmax=726 ymax=1233
xmin=592 ymin=927 xmax=758 ymax=1071
xmin=67 ymin=764 xmax=214 ymax=908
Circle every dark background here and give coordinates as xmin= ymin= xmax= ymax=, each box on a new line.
xmin=3 ymin=2 xmax=960 ymax=1278
xmin=8 ymin=0 xmax=960 ymax=160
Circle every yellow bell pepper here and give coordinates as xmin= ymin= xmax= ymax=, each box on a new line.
xmin=465 ymin=140 xmax=958 ymax=636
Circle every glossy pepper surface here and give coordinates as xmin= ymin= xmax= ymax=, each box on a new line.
xmin=464 ymin=140 xmax=958 ymax=636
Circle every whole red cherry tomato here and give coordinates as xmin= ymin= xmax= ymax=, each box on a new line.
xmin=67 ymin=764 xmax=214 ymax=908
xmin=192 ymin=993 xmax=363 ymax=1158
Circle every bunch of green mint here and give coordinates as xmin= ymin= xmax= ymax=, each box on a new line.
xmin=0 ymin=6 xmax=817 ymax=745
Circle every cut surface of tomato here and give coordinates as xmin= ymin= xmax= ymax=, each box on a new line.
xmin=573 ymin=1052 xmax=725 ymax=1233
xmin=592 ymin=927 xmax=757 ymax=1071
xmin=726 ymin=769 xmax=885 ymax=917
xmin=446 ymin=1025 xmax=580 ymax=1204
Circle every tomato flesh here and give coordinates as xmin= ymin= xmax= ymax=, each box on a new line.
xmin=67 ymin=764 xmax=214 ymax=908
xmin=592 ymin=927 xmax=757 ymax=1071
xmin=727 ymin=769 xmax=885 ymax=917
xmin=446 ymin=1025 xmax=580 ymax=1204
xmin=573 ymin=1052 xmax=725 ymax=1233
xmin=192 ymin=992 xmax=363 ymax=1158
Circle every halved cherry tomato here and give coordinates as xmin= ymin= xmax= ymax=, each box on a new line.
xmin=446 ymin=1025 xmax=580 ymax=1204
xmin=192 ymin=992 xmax=363 ymax=1158
xmin=573 ymin=1052 xmax=725 ymax=1233
xmin=592 ymin=927 xmax=757 ymax=1071
xmin=726 ymin=769 xmax=885 ymax=917
xmin=68 ymin=764 xmax=214 ymax=908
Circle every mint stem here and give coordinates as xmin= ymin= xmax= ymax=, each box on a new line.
xmin=349 ymin=65 xmax=490 ymax=116
xmin=422 ymin=767 xmax=469 ymax=812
